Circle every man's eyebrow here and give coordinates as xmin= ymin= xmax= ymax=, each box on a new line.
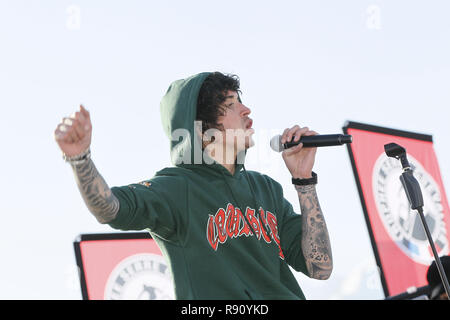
xmin=225 ymin=93 xmax=239 ymax=100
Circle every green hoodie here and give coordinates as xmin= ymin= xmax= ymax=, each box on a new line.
xmin=109 ymin=72 xmax=308 ymax=299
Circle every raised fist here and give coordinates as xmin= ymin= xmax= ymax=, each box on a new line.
xmin=54 ymin=104 xmax=92 ymax=157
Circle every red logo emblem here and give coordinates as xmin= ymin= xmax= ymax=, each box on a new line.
xmin=206 ymin=203 xmax=284 ymax=259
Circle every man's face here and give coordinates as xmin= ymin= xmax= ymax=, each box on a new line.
xmin=216 ymin=90 xmax=255 ymax=153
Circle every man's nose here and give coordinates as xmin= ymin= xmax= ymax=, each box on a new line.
xmin=241 ymin=104 xmax=251 ymax=116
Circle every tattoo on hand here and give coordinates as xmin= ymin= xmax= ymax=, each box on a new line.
xmin=71 ymin=159 xmax=119 ymax=223
xmin=296 ymin=184 xmax=333 ymax=280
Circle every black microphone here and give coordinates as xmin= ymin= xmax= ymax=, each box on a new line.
xmin=270 ymin=134 xmax=352 ymax=152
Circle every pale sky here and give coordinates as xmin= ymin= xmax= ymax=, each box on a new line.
xmin=0 ymin=0 xmax=449 ymax=299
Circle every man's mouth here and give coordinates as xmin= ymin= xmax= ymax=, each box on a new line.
xmin=246 ymin=119 xmax=253 ymax=129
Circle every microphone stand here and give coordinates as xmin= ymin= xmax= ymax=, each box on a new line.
xmin=384 ymin=143 xmax=450 ymax=299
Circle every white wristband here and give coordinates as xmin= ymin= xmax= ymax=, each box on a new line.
xmin=62 ymin=148 xmax=91 ymax=165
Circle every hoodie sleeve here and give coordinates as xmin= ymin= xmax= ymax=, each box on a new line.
xmin=108 ymin=176 xmax=185 ymax=242
xmin=278 ymin=196 xmax=309 ymax=275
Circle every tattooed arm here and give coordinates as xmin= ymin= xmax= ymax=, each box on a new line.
xmin=296 ymin=184 xmax=333 ymax=280
xmin=71 ymin=159 xmax=119 ymax=224
xmin=280 ymin=125 xmax=332 ymax=279
xmin=55 ymin=105 xmax=119 ymax=224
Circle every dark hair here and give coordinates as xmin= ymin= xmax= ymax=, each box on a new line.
xmin=196 ymin=72 xmax=241 ymax=134
xmin=426 ymin=255 xmax=450 ymax=299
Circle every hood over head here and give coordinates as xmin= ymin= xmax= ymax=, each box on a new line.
xmin=160 ymin=72 xmax=247 ymax=175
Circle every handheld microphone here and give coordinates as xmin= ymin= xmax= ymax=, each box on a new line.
xmin=270 ymin=134 xmax=352 ymax=152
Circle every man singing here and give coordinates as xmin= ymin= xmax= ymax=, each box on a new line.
xmin=54 ymin=72 xmax=333 ymax=299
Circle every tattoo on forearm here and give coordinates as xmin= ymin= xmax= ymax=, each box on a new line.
xmin=296 ymin=184 xmax=333 ymax=280
xmin=71 ymin=159 xmax=119 ymax=223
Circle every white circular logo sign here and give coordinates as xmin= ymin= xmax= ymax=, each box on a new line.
xmin=372 ymin=153 xmax=448 ymax=265
xmin=104 ymin=253 xmax=174 ymax=300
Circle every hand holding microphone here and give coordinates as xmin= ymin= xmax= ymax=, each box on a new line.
xmin=272 ymin=125 xmax=352 ymax=179
xmin=277 ymin=126 xmax=320 ymax=179
xmin=270 ymin=132 xmax=352 ymax=152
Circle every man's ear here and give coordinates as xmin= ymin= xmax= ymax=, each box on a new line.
xmin=203 ymin=128 xmax=224 ymax=161
xmin=202 ymin=127 xmax=219 ymax=149
xmin=194 ymin=122 xmax=212 ymax=149
xmin=193 ymin=121 xmax=203 ymax=149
